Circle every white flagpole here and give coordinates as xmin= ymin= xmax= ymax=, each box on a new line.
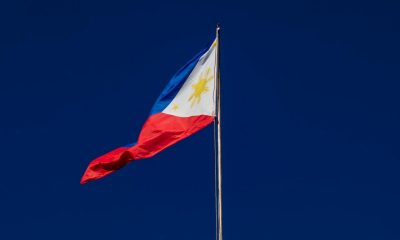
xmin=215 ymin=24 xmax=223 ymax=240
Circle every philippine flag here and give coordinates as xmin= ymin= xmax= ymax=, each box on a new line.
xmin=81 ymin=38 xmax=218 ymax=184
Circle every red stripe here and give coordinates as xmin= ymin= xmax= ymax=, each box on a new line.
xmin=81 ymin=113 xmax=214 ymax=184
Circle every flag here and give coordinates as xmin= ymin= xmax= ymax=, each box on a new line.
xmin=81 ymin=38 xmax=218 ymax=184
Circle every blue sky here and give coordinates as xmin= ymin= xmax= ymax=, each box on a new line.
xmin=1 ymin=0 xmax=400 ymax=239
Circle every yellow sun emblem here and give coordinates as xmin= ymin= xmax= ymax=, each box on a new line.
xmin=188 ymin=67 xmax=214 ymax=107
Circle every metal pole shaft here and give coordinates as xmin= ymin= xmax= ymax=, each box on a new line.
xmin=216 ymin=24 xmax=223 ymax=240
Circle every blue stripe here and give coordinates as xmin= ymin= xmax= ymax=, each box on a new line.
xmin=149 ymin=43 xmax=211 ymax=115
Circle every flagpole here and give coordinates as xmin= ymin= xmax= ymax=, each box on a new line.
xmin=215 ymin=24 xmax=223 ymax=240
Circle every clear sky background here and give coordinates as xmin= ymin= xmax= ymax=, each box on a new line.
xmin=1 ymin=0 xmax=400 ymax=239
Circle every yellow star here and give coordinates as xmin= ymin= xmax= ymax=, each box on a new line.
xmin=172 ymin=103 xmax=179 ymax=111
xmin=212 ymin=40 xmax=218 ymax=48
xmin=188 ymin=67 xmax=213 ymax=108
